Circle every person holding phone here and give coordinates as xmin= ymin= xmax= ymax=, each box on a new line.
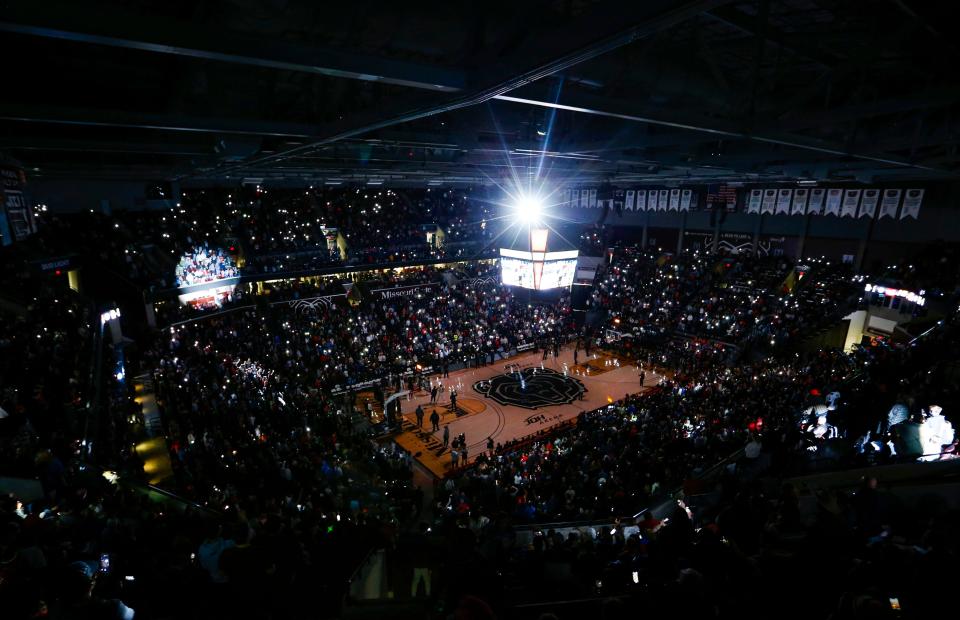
xmin=60 ymin=561 xmax=136 ymax=620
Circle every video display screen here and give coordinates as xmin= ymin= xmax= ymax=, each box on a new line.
xmin=499 ymin=249 xmax=578 ymax=290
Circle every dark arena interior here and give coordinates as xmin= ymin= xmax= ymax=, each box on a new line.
xmin=4 ymin=1 xmax=960 ymax=618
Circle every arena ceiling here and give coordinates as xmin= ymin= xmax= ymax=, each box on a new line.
xmin=1 ymin=0 xmax=959 ymax=186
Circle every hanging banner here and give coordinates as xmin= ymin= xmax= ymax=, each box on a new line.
xmin=791 ymin=188 xmax=808 ymax=215
xmin=761 ymin=189 xmax=777 ymax=214
xmin=807 ymin=188 xmax=825 ymax=215
xmin=858 ymin=189 xmax=880 ymax=218
xmin=841 ymin=189 xmax=861 ymax=218
xmin=668 ymin=189 xmax=680 ymax=211
xmin=1 ymin=165 xmax=35 ymax=244
xmin=679 ymin=189 xmax=692 ymax=211
xmin=900 ymin=189 xmax=924 ymax=219
xmin=824 ymin=188 xmax=843 ymax=216
xmin=747 ymin=189 xmax=763 ymax=214
xmin=625 ymin=190 xmax=635 ymax=211
xmin=589 ymin=189 xmax=598 ymax=208
xmin=683 ymin=231 xmax=790 ymax=257
xmin=646 ymin=190 xmax=657 ymax=211
xmin=723 ymin=186 xmax=739 ymax=212
xmin=580 ymin=189 xmax=589 ymax=208
xmin=370 ymin=282 xmax=440 ymax=301
xmin=1 ymin=188 xmax=32 ymax=241
xmin=879 ymin=189 xmax=901 ymax=219
xmin=459 ymin=275 xmax=497 ymax=288
xmin=331 ymin=377 xmax=383 ymax=397
xmin=658 ymin=190 xmax=669 ymax=211
xmin=636 ymin=189 xmax=647 ymax=211
xmin=775 ymin=189 xmax=793 ymax=214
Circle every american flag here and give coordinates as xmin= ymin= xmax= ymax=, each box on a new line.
xmin=706 ymin=184 xmax=739 ymax=211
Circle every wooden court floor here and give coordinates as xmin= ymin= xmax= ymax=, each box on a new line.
xmin=392 ymin=346 xmax=661 ymax=478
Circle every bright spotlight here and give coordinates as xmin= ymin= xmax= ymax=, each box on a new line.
xmin=514 ymin=193 xmax=544 ymax=224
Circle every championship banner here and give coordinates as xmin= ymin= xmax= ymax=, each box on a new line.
xmin=1 ymin=189 xmax=31 ymax=240
xmin=841 ymin=189 xmax=861 ymax=218
xmin=658 ymin=190 xmax=669 ymax=211
xmin=370 ymin=282 xmax=439 ymax=301
xmin=706 ymin=184 xmax=738 ymax=211
xmin=879 ymin=189 xmax=901 ymax=219
xmin=761 ymin=189 xmax=777 ymax=214
xmin=580 ymin=189 xmax=589 ymax=208
xmin=900 ymin=189 xmax=924 ymax=219
xmin=858 ymin=189 xmax=880 ymax=219
xmin=1 ymin=165 xmax=35 ymax=244
xmin=589 ymin=189 xmax=598 ymax=208
xmin=563 ymin=189 xmax=572 ymax=207
xmin=625 ymin=190 xmax=635 ymax=211
xmin=646 ymin=190 xmax=657 ymax=211
xmin=747 ymin=189 xmax=763 ymax=214
xmin=775 ymin=189 xmax=792 ymax=214
xmin=824 ymin=189 xmax=843 ymax=216
xmin=679 ymin=189 xmax=693 ymax=211
xmin=668 ymin=189 xmax=680 ymax=211
xmin=791 ymin=188 xmax=808 ymax=215
xmin=636 ymin=189 xmax=647 ymax=211
xmin=807 ymin=188 xmax=825 ymax=215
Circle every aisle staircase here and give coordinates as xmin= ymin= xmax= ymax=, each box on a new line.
xmin=132 ymin=373 xmax=173 ymax=485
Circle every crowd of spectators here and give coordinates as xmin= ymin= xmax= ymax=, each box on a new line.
xmin=438 ymin=344 xmax=857 ymax=524
xmin=415 ymin=461 xmax=959 ymax=618
xmin=176 ymin=185 xmax=501 ymax=278
xmin=152 ymin=261 xmax=502 ymax=328
xmin=56 ymin=264 xmax=569 ymax=616
xmin=155 ymin=264 xmax=570 ymax=396
xmin=0 ymin=266 xmax=424 ymax=620
xmin=12 ymin=185 xmax=504 ymax=295
xmin=415 ymin=315 xmax=958 ymax=617
xmin=0 ymin=270 xmax=94 ymax=480
xmin=868 ymin=243 xmax=960 ymax=297
xmin=4 ymin=193 xmax=960 ymax=618
xmin=592 ymin=248 xmax=861 ymax=351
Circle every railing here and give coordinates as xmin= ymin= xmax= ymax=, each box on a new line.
xmin=82 ymin=295 xmax=104 ymax=461
xmin=342 ymin=546 xmax=384 ymax=604
xmin=668 ymin=329 xmax=741 ymax=352
xmin=130 ymin=481 xmax=225 ymax=518
xmin=90 ymin=463 xmax=224 ymax=518
xmin=511 ymin=596 xmax=627 ymax=619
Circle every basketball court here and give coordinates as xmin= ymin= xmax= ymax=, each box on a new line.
xmin=392 ymin=346 xmax=661 ymax=477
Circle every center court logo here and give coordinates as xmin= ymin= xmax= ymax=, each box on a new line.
xmin=474 ymin=367 xmax=586 ymax=410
